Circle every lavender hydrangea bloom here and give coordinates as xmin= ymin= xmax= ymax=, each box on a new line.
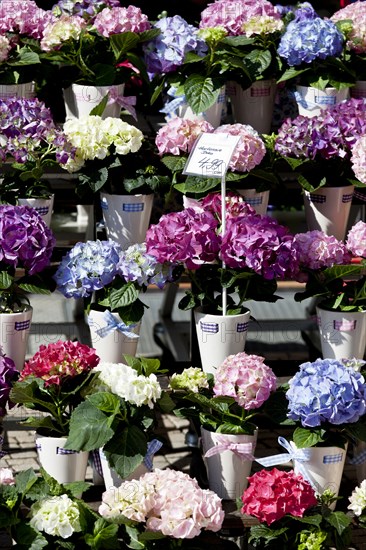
xmin=0 ymin=354 xmax=17 ymax=417
xmin=54 ymin=240 xmax=121 ymax=299
xmin=53 ymin=0 xmax=120 ymax=19
xmin=278 ymin=3 xmax=344 ymax=66
xmin=117 ymin=243 xmax=178 ymax=290
xmin=143 ymin=15 xmax=207 ymax=76
xmin=0 ymin=205 xmax=55 ymax=275
xmin=286 ymin=358 xmax=366 ymax=427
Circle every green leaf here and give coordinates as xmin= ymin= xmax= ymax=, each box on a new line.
xmin=184 ymin=74 xmax=222 ymax=113
xmin=160 ymin=155 xmax=188 ymax=173
xmin=11 ymin=49 xmax=40 ymax=66
xmin=293 ymin=427 xmax=325 ymax=449
xmin=0 ymin=270 xmax=13 ymax=290
xmin=65 ymin=400 xmax=116 ymax=451
xmin=10 ymin=381 xmax=59 ymax=419
xmin=249 ymin=524 xmax=289 ymax=544
xmin=125 ymin=524 xmax=145 ymax=549
xmin=84 ymin=519 xmax=120 ymax=549
xmin=104 ymin=425 xmax=147 ymax=479
xmin=175 ymin=176 xmax=219 ymax=194
xmin=325 ymin=511 xmax=352 ymax=536
xmin=110 ymin=32 xmax=140 ymax=61
xmin=109 ymin=283 xmax=139 ymax=310
xmin=90 ymin=94 xmax=109 ymax=116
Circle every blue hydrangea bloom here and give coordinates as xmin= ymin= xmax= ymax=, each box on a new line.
xmin=278 ymin=4 xmax=344 ymax=66
xmin=143 ymin=15 xmax=207 ymax=76
xmin=286 ymin=358 xmax=366 ymax=427
xmin=54 ymin=240 xmax=121 ymax=299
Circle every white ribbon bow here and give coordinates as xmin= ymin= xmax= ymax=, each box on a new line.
xmin=204 ymin=435 xmax=255 ymax=461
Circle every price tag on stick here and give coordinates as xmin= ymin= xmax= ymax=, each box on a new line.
xmin=183 ymin=132 xmax=240 ymax=315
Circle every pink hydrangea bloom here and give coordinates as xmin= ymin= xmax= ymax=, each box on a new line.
xmin=146 ymin=208 xmax=221 ymax=269
xmin=331 ymin=2 xmax=366 ymax=54
xmin=213 ymin=352 xmax=276 ymax=409
xmin=241 ymin=468 xmax=317 ymax=525
xmin=200 ymin=0 xmax=280 ymax=36
xmin=347 ymin=220 xmax=366 ymax=258
xmin=0 ymin=0 xmax=54 ymax=39
xmin=213 ymin=123 xmax=266 ymax=172
xmin=293 ymin=230 xmax=351 ymax=270
xmin=100 ymin=468 xmax=224 ymax=538
xmin=93 ymin=6 xmax=151 ymax=37
xmin=20 ymin=340 xmax=100 ymax=386
xmin=190 ymin=191 xmax=256 ymax=219
xmin=351 ymin=135 xmax=366 ymax=185
xmin=155 ymin=117 xmax=214 ymax=156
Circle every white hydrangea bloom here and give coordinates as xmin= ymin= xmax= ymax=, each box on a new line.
xmin=348 ymin=479 xmax=366 ymax=516
xmin=169 ymin=367 xmax=209 ymax=393
xmin=41 ymin=15 xmax=86 ymax=51
xmin=128 ymin=373 xmax=162 ymax=408
xmin=99 ymin=478 xmax=155 ymax=521
xmin=29 ymin=495 xmax=81 ymax=538
xmin=0 ymin=35 xmax=11 ymax=62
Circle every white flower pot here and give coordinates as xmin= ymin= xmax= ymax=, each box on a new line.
xmin=201 ymin=427 xmax=257 ymax=500
xmin=0 ymin=306 xmax=33 ymax=370
xmin=303 ymin=185 xmax=354 ymax=241
xmin=0 ymin=82 xmax=36 ymax=99
xmin=177 ymin=85 xmax=226 ymax=128
xmin=18 ymin=195 xmax=54 ymax=228
xmin=227 ymin=80 xmax=277 ymax=134
xmin=63 ymin=83 xmax=125 ymax=119
xmin=316 ymin=306 xmax=366 ymax=360
xmin=87 ymin=309 xmax=140 ymax=363
xmin=194 ymin=307 xmax=251 ymax=375
xmin=236 ymin=188 xmax=270 ymax=216
xmin=35 ymin=435 xmax=89 ymax=485
xmin=295 ymin=85 xmax=349 ymax=118
xmin=100 ymin=192 xmax=154 ymax=249
xmin=292 ymin=443 xmax=347 ymax=509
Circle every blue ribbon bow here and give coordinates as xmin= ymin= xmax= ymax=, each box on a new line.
xmin=90 ymin=310 xmax=140 ymax=340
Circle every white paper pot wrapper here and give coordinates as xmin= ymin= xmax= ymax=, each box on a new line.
xmin=63 ymin=83 xmax=125 ymax=119
xmin=88 ymin=309 xmax=140 ymax=363
xmin=194 ymin=308 xmax=251 ymax=375
xmin=0 ymin=306 xmax=33 ymax=370
xmin=236 ymin=188 xmax=269 ymax=216
xmin=100 ymin=193 xmax=154 ymax=249
xmin=295 ymin=86 xmax=349 ymax=117
xmin=177 ymin=86 xmax=226 ymax=129
xmin=292 ymin=444 xmax=347 ymax=508
xmin=0 ymin=82 xmax=36 ymax=99
xmin=303 ymin=185 xmax=354 ymax=241
xmin=36 ymin=435 xmax=89 ymax=485
xmin=316 ymin=306 xmax=366 ymax=360
xmin=201 ymin=428 xmax=257 ymax=500
xmin=18 ymin=195 xmax=55 ymax=228
xmin=227 ymin=80 xmax=276 ymax=134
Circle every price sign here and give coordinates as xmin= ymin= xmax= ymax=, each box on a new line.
xmin=183 ymin=132 xmax=240 ymax=178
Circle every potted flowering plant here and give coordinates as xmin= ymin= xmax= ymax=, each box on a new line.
xmin=0 ymin=467 xmax=119 ymax=548
xmin=98 ymin=467 xmax=225 ymax=548
xmin=241 ymin=468 xmax=352 ymax=549
xmin=0 ymin=204 xmax=56 ymax=369
xmin=64 ymin=355 xmax=174 ymax=481
xmin=169 ymin=352 xmax=277 ymax=499
xmin=277 ymin=2 xmax=354 ymax=94
xmin=0 ymin=97 xmax=79 ymax=211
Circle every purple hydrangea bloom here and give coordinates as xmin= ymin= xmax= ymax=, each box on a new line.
xmin=117 ymin=243 xmax=178 ymax=290
xmin=278 ymin=3 xmax=344 ymax=66
xmin=143 ymin=15 xmax=207 ymax=76
xmin=0 ymin=205 xmax=55 ymax=275
xmin=146 ymin=208 xmax=221 ymax=270
xmin=293 ymin=230 xmax=351 ymax=270
xmin=0 ymin=353 xmax=17 ymax=417
xmin=286 ymin=358 xmax=366 ymax=427
xmin=221 ymin=214 xmax=300 ymax=280
xmin=54 ymin=240 xmax=121 ymax=299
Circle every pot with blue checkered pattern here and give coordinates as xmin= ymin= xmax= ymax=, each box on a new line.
xmin=35 ymin=435 xmax=89 ymax=485
xmin=194 ymin=307 xmax=251 ymax=375
xmin=292 ymin=443 xmax=348 ymax=510
xmin=303 ymin=184 xmax=354 ymax=241
xmin=0 ymin=305 xmax=33 ymax=371
xmin=100 ymin=192 xmax=154 ymax=249
xmin=17 ymin=195 xmax=54 ymax=228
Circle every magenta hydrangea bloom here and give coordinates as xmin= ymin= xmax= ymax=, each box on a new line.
xmin=346 ymin=221 xmax=366 ymax=258
xmin=293 ymin=230 xmax=351 ymax=270
xmin=201 ymin=192 xmax=256 ymax=219
xmin=221 ymin=213 xmax=300 ymax=280
xmin=200 ymin=0 xmax=280 ymax=36
xmin=145 ymin=208 xmax=221 ymax=269
xmin=213 ymin=123 xmax=266 ymax=172
xmin=155 ymin=117 xmax=214 ymax=156
xmin=213 ymin=352 xmax=277 ymax=409
xmin=93 ymin=6 xmax=150 ymax=36
xmin=0 ymin=205 xmax=55 ymax=275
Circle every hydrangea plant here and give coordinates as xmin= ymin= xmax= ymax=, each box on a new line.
xmin=331 ymin=1 xmax=366 ymax=80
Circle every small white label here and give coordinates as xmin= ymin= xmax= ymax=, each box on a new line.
xmin=183 ymin=133 xmax=240 ymax=179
